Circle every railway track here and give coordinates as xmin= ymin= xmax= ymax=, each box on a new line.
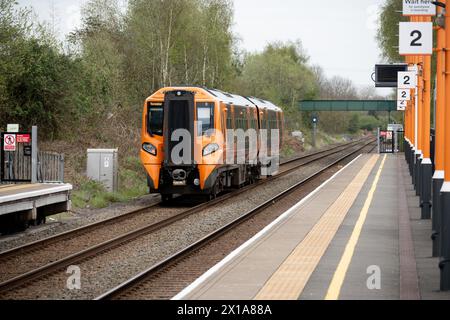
xmin=0 ymin=139 xmax=363 ymax=265
xmin=0 ymin=138 xmax=375 ymax=298
xmin=0 ymin=138 xmax=362 ymax=258
xmin=95 ymin=139 xmax=375 ymax=300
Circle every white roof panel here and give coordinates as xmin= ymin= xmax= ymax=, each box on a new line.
xmin=246 ymin=97 xmax=282 ymax=112
xmin=207 ymin=89 xmax=254 ymax=107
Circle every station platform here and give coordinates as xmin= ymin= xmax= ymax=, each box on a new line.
xmin=0 ymin=183 xmax=72 ymax=218
xmin=175 ymin=153 xmax=450 ymax=300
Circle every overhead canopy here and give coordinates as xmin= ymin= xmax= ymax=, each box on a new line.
xmin=299 ymin=100 xmax=397 ymax=112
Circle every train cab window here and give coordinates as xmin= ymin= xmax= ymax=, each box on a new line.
xmin=147 ymin=104 xmax=163 ymax=136
xmin=197 ymin=102 xmax=215 ymax=136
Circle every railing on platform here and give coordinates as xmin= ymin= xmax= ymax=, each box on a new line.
xmin=378 ymin=129 xmax=405 ymax=154
xmin=37 ymin=151 xmax=64 ymax=183
xmin=1 ymin=127 xmax=65 ymax=184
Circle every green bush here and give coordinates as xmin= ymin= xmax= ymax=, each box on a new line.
xmin=359 ymin=115 xmax=383 ymax=132
xmin=348 ymin=114 xmax=360 ymax=134
xmin=71 ymin=157 xmax=148 ymax=209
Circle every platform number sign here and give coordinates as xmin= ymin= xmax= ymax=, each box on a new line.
xmin=397 ymin=87 xmax=410 ymax=111
xmin=397 ymin=89 xmax=411 ymax=101
xmin=397 ymin=100 xmax=407 ymax=111
xmin=399 ymin=22 xmax=433 ymax=55
xmin=397 ymin=71 xmax=416 ymax=89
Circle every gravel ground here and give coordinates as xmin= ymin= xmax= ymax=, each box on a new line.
xmin=0 ymin=194 xmax=161 ymax=253
xmin=115 ymin=159 xmax=357 ymax=299
xmin=0 ymin=142 xmax=358 ymax=284
xmin=0 ymin=204 xmax=188 ymax=282
xmin=0 ymin=142 xmax=351 ymax=252
xmin=0 ymin=142 xmax=366 ymax=299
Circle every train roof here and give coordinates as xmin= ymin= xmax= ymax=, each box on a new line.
xmin=148 ymin=86 xmax=282 ymax=112
xmin=245 ymin=97 xmax=282 ymax=112
xmin=206 ymin=89 xmax=281 ymax=112
xmin=206 ymin=88 xmax=253 ymax=107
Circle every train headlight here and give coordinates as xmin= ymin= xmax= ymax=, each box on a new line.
xmin=203 ymin=143 xmax=219 ymax=156
xmin=142 ymin=143 xmax=157 ymax=156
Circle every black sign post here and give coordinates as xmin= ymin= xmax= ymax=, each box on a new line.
xmin=374 ymin=64 xmax=408 ymax=87
xmin=311 ymin=114 xmax=319 ymax=148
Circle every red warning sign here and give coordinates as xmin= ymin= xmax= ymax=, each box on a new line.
xmin=4 ymin=134 xmax=16 ymax=151
xmin=16 ymin=134 xmax=31 ymax=143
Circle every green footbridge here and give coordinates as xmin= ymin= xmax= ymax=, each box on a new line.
xmin=299 ymin=100 xmax=397 ymax=112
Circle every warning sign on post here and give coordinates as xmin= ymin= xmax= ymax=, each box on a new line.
xmin=16 ymin=134 xmax=31 ymax=143
xmin=3 ymin=134 xmax=16 ymax=151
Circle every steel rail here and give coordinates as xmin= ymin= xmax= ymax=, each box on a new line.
xmin=0 ymin=137 xmax=365 ymax=260
xmin=95 ymin=139 xmax=375 ymax=300
xmin=0 ymin=138 xmax=374 ymax=294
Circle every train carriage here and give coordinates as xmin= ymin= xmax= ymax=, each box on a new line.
xmin=140 ymin=86 xmax=283 ymax=202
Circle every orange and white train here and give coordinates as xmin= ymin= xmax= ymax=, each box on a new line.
xmin=140 ymin=86 xmax=283 ymax=202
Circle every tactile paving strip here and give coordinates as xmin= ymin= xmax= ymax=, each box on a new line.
xmin=254 ymin=154 xmax=380 ymax=300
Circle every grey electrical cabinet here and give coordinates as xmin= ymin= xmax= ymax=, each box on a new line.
xmin=87 ymin=149 xmax=118 ymax=192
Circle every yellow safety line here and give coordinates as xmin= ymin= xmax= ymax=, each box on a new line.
xmin=325 ymin=154 xmax=387 ymax=300
xmin=254 ymin=154 xmax=379 ymax=300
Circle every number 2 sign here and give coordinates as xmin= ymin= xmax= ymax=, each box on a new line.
xmin=399 ymin=22 xmax=433 ymax=55
xmin=397 ymin=100 xmax=407 ymax=111
xmin=397 ymin=89 xmax=411 ymax=101
xmin=398 ymin=71 xmax=416 ymax=89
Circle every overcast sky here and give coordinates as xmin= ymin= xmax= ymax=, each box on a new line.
xmin=18 ymin=0 xmax=391 ymax=96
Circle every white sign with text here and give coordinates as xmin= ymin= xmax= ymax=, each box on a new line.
xmin=397 ymin=100 xmax=407 ymax=111
xmin=403 ymin=0 xmax=436 ymax=16
xmin=399 ymin=22 xmax=433 ymax=55
xmin=398 ymin=89 xmax=411 ymax=101
xmin=398 ymin=71 xmax=417 ymax=89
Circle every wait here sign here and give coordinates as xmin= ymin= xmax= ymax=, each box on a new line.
xmin=403 ymin=0 xmax=436 ymax=16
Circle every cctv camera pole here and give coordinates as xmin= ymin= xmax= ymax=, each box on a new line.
xmin=440 ymin=0 xmax=450 ymax=291
xmin=432 ymin=0 xmax=446 ymax=257
xmin=420 ymin=15 xmax=433 ymax=220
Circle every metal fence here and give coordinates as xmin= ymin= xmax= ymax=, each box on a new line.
xmin=1 ymin=145 xmax=32 ymax=182
xmin=1 ymin=128 xmax=65 ymax=184
xmin=37 ymin=151 xmax=64 ymax=183
xmin=0 ymin=150 xmax=64 ymax=184
xmin=378 ymin=130 xmax=405 ymax=154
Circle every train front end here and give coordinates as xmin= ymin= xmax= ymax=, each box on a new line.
xmin=140 ymin=87 xmax=221 ymax=201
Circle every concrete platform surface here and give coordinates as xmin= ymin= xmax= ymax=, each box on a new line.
xmin=174 ymin=154 xmax=450 ymax=300
xmin=0 ymin=183 xmax=72 ymax=216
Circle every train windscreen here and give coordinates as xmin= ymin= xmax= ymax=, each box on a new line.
xmin=197 ymin=102 xmax=214 ymax=136
xmin=147 ymin=104 xmax=163 ymax=136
